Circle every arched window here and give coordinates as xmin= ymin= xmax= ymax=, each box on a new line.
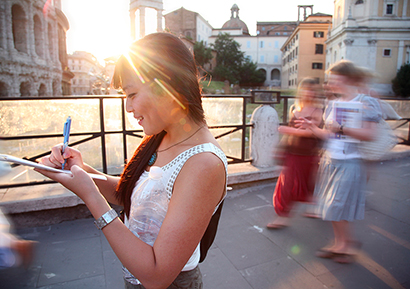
xmin=20 ymin=81 xmax=31 ymax=96
xmin=0 ymin=82 xmax=9 ymax=97
xmin=38 ymin=83 xmax=47 ymax=96
xmin=34 ymin=14 xmax=44 ymax=57
xmin=271 ymin=69 xmax=280 ymax=81
xmin=12 ymin=4 xmax=28 ymax=53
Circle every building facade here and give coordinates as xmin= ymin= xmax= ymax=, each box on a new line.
xmin=326 ymin=0 xmax=410 ymax=95
xmin=208 ymin=5 xmax=296 ymax=87
xmin=164 ymin=7 xmax=213 ymax=45
xmin=68 ymin=51 xmax=105 ymax=95
xmin=0 ymin=0 xmax=73 ymax=97
xmin=281 ymin=13 xmax=332 ymax=89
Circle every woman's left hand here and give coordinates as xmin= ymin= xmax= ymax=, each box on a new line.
xmin=35 ymin=165 xmax=100 ymax=202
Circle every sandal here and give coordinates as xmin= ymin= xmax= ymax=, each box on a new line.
xmin=266 ymin=223 xmax=287 ymax=229
xmin=316 ymin=248 xmax=337 ymax=259
xmin=332 ymin=253 xmax=355 ymax=264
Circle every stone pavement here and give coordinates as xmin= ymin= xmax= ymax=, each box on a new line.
xmin=0 ymin=147 xmax=410 ymax=288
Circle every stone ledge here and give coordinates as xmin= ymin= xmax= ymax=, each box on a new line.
xmin=0 ymin=164 xmax=282 ymax=215
xmin=1 ymin=143 xmax=409 ymax=216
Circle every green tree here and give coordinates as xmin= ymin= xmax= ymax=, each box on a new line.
xmin=392 ymin=64 xmax=410 ymax=98
xmin=211 ymin=33 xmax=244 ymax=84
xmin=239 ymin=57 xmax=266 ymax=87
xmin=193 ymin=40 xmax=213 ymax=68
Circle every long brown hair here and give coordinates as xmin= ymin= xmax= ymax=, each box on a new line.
xmin=112 ymin=33 xmax=206 ymax=217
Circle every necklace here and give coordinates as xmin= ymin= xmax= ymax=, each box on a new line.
xmin=148 ymin=125 xmax=205 ymax=166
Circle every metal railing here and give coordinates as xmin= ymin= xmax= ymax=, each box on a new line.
xmin=0 ymin=93 xmax=263 ymax=188
xmin=1 ymin=92 xmax=409 ymax=189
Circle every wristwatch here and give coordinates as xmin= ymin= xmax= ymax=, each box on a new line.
xmin=94 ymin=208 xmax=118 ymax=230
xmin=339 ymin=124 xmax=344 ymax=135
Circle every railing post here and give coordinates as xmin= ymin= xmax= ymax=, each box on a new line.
xmin=250 ymin=105 xmax=280 ymax=168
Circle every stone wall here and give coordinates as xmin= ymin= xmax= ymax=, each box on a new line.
xmin=0 ymin=0 xmax=71 ymax=97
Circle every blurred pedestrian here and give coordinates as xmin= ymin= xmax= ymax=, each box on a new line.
xmin=296 ymin=60 xmax=382 ymax=263
xmin=0 ymin=162 xmax=36 ymax=270
xmin=267 ymin=78 xmax=323 ymax=229
xmin=0 ymin=208 xmax=37 ymax=270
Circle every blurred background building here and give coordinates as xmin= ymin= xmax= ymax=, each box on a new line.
xmin=207 ymin=4 xmax=296 ymax=87
xmin=0 ymin=0 xmax=74 ymax=97
xmin=68 ymin=51 xmax=106 ymax=95
xmin=326 ymin=0 xmax=410 ymax=95
xmin=281 ymin=9 xmax=332 ymax=89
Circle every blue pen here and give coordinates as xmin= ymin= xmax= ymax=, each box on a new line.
xmin=62 ymin=116 xmax=71 ymax=169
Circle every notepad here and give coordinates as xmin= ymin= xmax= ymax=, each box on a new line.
xmin=0 ymin=154 xmax=107 ymax=181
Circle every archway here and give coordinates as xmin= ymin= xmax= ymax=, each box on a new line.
xmin=0 ymin=82 xmax=9 ymax=97
xmin=12 ymin=4 xmax=28 ymax=53
xmin=20 ymin=81 xmax=31 ymax=96
xmin=38 ymin=83 xmax=47 ymax=96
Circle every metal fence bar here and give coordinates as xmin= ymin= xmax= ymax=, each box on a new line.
xmin=1 ymin=94 xmax=409 ymax=189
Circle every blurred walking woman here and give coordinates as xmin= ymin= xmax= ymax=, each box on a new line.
xmin=267 ymin=78 xmax=323 ymax=229
xmin=38 ymin=33 xmax=227 ymax=288
xmin=296 ymin=60 xmax=381 ymax=263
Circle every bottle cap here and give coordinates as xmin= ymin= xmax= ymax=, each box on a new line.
xmin=149 ymin=166 xmax=163 ymax=179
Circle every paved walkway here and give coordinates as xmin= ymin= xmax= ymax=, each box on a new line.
xmin=1 ymin=149 xmax=410 ymax=288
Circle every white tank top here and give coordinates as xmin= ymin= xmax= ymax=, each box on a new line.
xmin=124 ymin=143 xmax=228 ymax=284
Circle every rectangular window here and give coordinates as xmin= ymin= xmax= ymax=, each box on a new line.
xmin=386 ymin=4 xmax=393 ymax=14
xmin=274 ymin=55 xmax=279 ymax=63
xmin=260 ymin=55 xmax=265 ymax=63
xmin=274 ymin=41 xmax=279 ymax=48
xmin=260 ymin=41 xmax=264 ymax=48
xmin=296 ymin=46 xmax=298 ymax=55
xmin=315 ymin=44 xmax=324 ymax=54
xmin=312 ymin=63 xmax=323 ymax=69
xmin=247 ymin=41 xmax=251 ymax=48
xmin=383 ymin=49 xmax=391 ymax=57
xmin=313 ymin=31 xmax=324 ymax=38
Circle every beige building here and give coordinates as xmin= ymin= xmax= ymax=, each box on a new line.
xmin=0 ymin=0 xmax=73 ymax=97
xmin=68 ymin=51 xmax=105 ymax=95
xmin=281 ymin=13 xmax=332 ymax=89
xmin=326 ymin=0 xmax=410 ymax=95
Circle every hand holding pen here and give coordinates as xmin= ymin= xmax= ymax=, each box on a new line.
xmin=62 ymin=116 xmax=71 ymax=169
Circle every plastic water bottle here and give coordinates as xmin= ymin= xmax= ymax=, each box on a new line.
xmin=129 ymin=166 xmax=168 ymax=246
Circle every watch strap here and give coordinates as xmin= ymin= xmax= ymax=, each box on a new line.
xmin=94 ymin=208 xmax=118 ymax=230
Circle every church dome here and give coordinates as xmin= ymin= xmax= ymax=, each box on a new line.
xmin=222 ymin=4 xmax=249 ymax=35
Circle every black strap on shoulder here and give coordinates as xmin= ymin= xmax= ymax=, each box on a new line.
xmin=199 ymin=200 xmax=224 ymax=263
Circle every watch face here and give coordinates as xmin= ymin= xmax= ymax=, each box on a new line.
xmin=95 ymin=209 xmax=117 ymax=230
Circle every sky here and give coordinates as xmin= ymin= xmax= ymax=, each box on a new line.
xmin=62 ymin=0 xmax=334 ymax=64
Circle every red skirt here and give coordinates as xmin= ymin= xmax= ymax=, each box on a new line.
xmin=273 ymin=153 xmax=319 ymax=217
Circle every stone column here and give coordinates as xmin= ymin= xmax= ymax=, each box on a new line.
xmin=130 ymin=9 xmax=136 ymax=40
xmin=156 ymin=9 xmax=163 ymax=32
xmin=139 ymin=7 xmax=146 ymax=38
xmin=250 ymin=105 xmax=280 ymax=168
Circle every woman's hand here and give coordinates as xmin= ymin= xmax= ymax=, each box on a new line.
xmin=39 ymin=144 xmax=84 ymax=170
xmin=294 ymin=117 xmax=313 ymax=130
xmin=35 ymin=165 xmax=100 ymax=202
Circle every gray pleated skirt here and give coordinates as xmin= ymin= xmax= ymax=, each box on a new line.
xmin=314 ymin=154 xmax=366 ymax=222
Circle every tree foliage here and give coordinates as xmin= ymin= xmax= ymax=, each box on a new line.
xmin=239 ymin=58 xmax=266 ymax=87
xmin=211 ymin=33 xmax=244 ymax=84
xmin=194 ymin=40 xmax=213 ymax=68
xmin=211 ymin=33 xmax=265 ymax=86
xmin=392 ymin=64 xmax=410 ymax=98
